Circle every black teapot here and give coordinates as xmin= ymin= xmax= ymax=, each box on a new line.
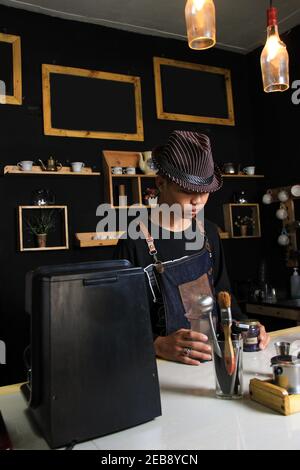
xmin=233 ymin=191 xmax=248 ymax=204
xmin=222 ymin=162 xmax=236 ymax=174
xmin=32 ymin=188 xmax=55 ymax=206
xmin=38 ymin=156 xmax=62 ymax=172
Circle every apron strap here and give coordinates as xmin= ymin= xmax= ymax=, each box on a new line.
xmin=139 ymin=222 xmax=164 ymax=273
xmin=139 ymin=221 xmax=157 ymax=256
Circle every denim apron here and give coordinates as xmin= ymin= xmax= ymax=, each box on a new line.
xmin=140 ymin=221 xmax=218 ymax=336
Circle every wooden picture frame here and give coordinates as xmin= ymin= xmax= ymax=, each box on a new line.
xmin=223 ymin=203 xmax=261 ymax=239
xmin=0 ymin=33 xmax=22 ymax=105
xmin=42 ymin=64 xmax=144 ymax=141
xmin=18 ymin=205 xmax=69 ymax=251
xmin=153 ymin=57 xmax=235 ymax=126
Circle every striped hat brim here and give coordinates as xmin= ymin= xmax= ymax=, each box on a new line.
xmin=152 ymin=149 xmax=223 ymax=193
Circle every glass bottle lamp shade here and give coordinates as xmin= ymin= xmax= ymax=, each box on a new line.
xmin=185 ymin=0 xmax=216 ymax=50
xmin=260 ymin=7 xmax=289 ymax=93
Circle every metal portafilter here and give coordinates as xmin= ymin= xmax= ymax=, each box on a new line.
xmin=197 ymin=295 xmax=222 ymax=358
xmin=274 ymin=341 xmax=291 ymax=356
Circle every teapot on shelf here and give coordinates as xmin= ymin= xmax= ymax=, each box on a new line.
xmin=222 ymin=162 xmax=239 ymax=175
xmin=139 ymin=151 xmax=158 ymax=175
xmin=38 ymin=156 xmax=62 ymax=172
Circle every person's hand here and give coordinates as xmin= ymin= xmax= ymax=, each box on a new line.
xmin=154 ymin=328 xmax=212 ymax=365
xmin=258 ymin=323 xmax=270 ymax=350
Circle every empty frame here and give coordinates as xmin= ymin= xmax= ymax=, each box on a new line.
xmin=153 ymin=57 xmax=235 ymax=126
xmin=0 ymin=33 xmax=22 ymax=105
xmin=42 ymin=64 xmax=144 ymax=141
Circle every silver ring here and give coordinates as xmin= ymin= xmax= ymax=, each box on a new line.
xmin=183 ymin=347 xmax=192 ymax=357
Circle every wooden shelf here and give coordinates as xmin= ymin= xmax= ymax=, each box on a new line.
xmin=75 ymin=231 xmax=125 ymax=247
xmin=4 ymin=165 xmax=100 ymax=175
xmin=111 ymin=174 xmax=156 ymax=178
xmin=222 ymin=174 xmax=264 ymax=178
xmin=103 ymin=150 xmax=158 ymax=207
xmin=229 ymin=235 xmax=261 ymax=239
xmin=111 ymin=173 xmax=263 ymax=179
xmin=219 ymin=232 xmax=230 ymax=239
xmin=76 ymin=230 xmax=229 ymax=246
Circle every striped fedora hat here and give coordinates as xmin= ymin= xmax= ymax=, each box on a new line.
xmin=152 ymin=130 xmax=222 ymax=193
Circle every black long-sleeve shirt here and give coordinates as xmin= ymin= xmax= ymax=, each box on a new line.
xmin=114 ymin=217 xmax=246 ymax=335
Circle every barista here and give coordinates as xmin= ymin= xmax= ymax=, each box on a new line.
xmin=114 ymin=131 xmax=270 ymax=364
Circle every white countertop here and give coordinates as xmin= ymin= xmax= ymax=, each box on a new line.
xmin=1 ymin=327 xmax=300 ymax=450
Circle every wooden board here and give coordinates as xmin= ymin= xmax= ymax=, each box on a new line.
xmin=76 ymin=231 xmax=125 ymax=247
xmin=246 ymin=303 xmax=300 ymax=322
xmin=249 ymin=378 xmax=300 ymax=415
xmin=222 ymin=174 xmax=264 ymax=178
xmin=4 ymin=165 xmax=100 ymax=175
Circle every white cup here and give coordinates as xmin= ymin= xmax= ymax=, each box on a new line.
xmin=111 ymin=166 xmax=122 ymax=175
xmin=243 ymin=166 xmax=255 ymax=175
xmin=17 ymin=160 xmax=33 ymax=171
xmin=276 ymin=208 xmax=288 ymax=220
xmin=278 ymin=233 xmax=290 ymax=246
xmin=291 ymin=185 xmax=300 ymax=197
xmin=125 ymin=167 xmax=136 ymax=175
xmin=262 ymin=193 xmax=272 ymax=204
xmin=71 ymin=162 xmax=85 ymax=172
xmin=278 ymin=190 xmax=289 ymax=202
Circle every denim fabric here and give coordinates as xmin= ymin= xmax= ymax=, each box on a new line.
xmin=152 ymin=245 xmax=217 ymax=335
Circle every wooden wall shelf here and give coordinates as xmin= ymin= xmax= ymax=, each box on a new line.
xmin=219 ymin=232 xmax=230 ymax=239
xmin=103 ymin=150 xmax=157 ymax=207
xmin=4 ymin=165 xmax=100 ymax=176
xmin=222 ymin=174 xmax=264 ymax=178
xmin=75 ymin=231 xmax=125 ymax=247
xmin=111 ymin=174 xmax=156 ymax=178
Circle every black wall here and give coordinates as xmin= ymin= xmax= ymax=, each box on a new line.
xmin=247 ymin=25 xmax=300 ymax=292
xmin=0 ymin=5 xmax=271 ymax=385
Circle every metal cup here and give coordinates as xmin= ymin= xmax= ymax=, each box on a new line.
xmin=274 ymin=341 xmax=291 ymax=356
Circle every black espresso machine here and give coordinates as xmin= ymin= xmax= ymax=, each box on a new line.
xmin=23 ymin=260 xmax=161 ymax=448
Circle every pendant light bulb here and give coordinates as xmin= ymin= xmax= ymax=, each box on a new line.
xmin=185 ymin=0 xmax=216 ymax=50
xmin=260 ymin=6 xmax=289 ymax=92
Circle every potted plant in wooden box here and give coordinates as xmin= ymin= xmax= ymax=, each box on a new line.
xmin=27 ymin=209 xmax=56 ymax=248
xmin=234 ymin=215 xmax=255 ymax=237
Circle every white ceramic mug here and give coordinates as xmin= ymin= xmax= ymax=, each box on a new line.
xmin=278 ymin=233 xmax=290 ymax=246
xmin=276 ymin=207 xmax=288 ymax=220
xmin=17 ymin=160 xmax=33 ymax=171
xmin=262 ymin=193 xmax=272 ymax=204
xmin=111 ymin=166 xmax=122 ymax=175
xmin=71 ymin=162 xmax=85 ymax=172
xmin=125 ymin=167 xmax=136 ymax=175
xmin=291 ymin=185 xmax=300 ymax=197
xmin=278 ymin=190 xmax=289 ymax=202
xmin=243 ymin=166 xmax=255 ymax=175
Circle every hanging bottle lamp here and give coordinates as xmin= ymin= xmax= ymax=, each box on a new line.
xmin=185 ymin=0 xmax=216 ymax=50
xmin=260 ymin=1 xmax=289 ymax=92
